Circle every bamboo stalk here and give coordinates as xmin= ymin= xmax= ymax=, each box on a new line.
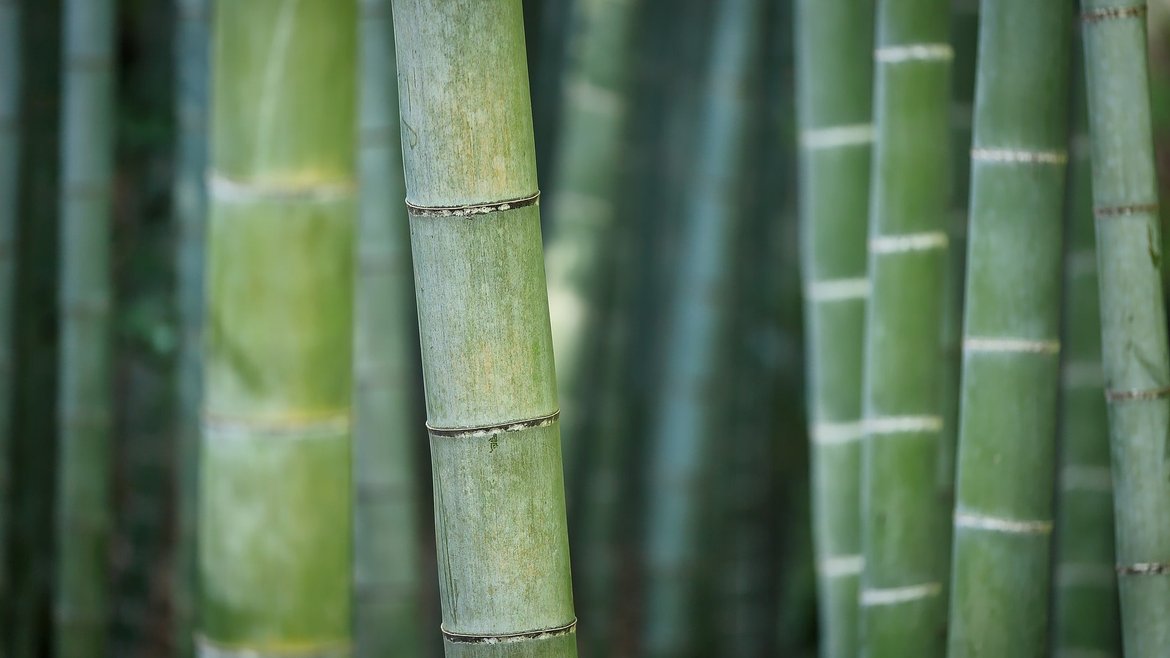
xmin=641 ymin=0 xmax=765 ymax=653
xmin=354 ymin=0 xmax=422 ymax=656
xmin=173 ymin=0 xmax=209 ymax=655
xmin=1052 ymin=51 xmax=1121 ymax=657
xmin=390 ymin=2 xmax=578 ymax=655
xmin=859 ymin=1 xmax=952 ymax=655
xmin=0 ymin=0 xmax=20 ymax=635
xmin=946 ymin=2 xmax=1072 ymax=655
xmin=199 ymin=0 xmax=357 ymax=655
xmin=1079 ymin=1 xmax=1170 ymax=654
xmin=794 ymin=0 xmax=874 ymax=655
xmin=55 ymin=0 xmax=115 ymax=653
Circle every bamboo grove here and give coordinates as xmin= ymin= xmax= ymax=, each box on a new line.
xmin=3 ymin=0 xmax=1170 ymax=657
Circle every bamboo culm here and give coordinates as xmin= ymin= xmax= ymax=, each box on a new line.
xmin=1080 ymin=1 xmax=1170 ymax=654
xmin=860 ymin=0 xmax=952 ymax=655
xmin=390 ymin=2 xmax=578 ymax=655
xmin=55 ymin=0 xmax=115 ymax=654
xmin=946 ymin=2 xmax=1072 ymax=656
xmin=354 ymin=0 xmax=422 ymax=655
xmin=199 ymin=0 xmax=357 ymax=655
xmin=1052 ymin=51 xmax=1121 ymax=656
xmin=642 ymin=0 xmax=765 ymax=653
xmin=794 ymin=0 xmax=874 ymax=655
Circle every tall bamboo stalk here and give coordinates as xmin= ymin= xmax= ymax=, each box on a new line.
xmin=55 ymin=0 xmax=115 ymax=653
xmin=354 ymin=1 xmax=421 ymax=656
xmin=1080 ymin=1 xmax=1170 ymax=654
xmin=173 ymin=0 xmax=209 ymax=655
xmin=642 ymin=0 xmax=765 ymax=653
xmin=0 ymin=0 xmax=20 ymax=632
xmin=199 ymin=0 xmax=356 ymax=655
xmin=795 ymin=0 xmax=874 ymax=655
xmin=1052 ymin=52 xmax=1121 ymax=657
xmin=946 ymin=2 xmax=1071 ymax=655
xmin=860 ymin=1 xmax=952 ymax=655
xmin=390 ymin=2 xmax=578 ymax=655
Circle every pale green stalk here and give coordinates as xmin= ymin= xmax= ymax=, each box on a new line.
xmin=199 ymin=0 xmax=356 ymax=655
xmin=390 ymin=2 xmax=577 ymax=655
xmin=354 ymin=0 xmax=421 ymax=655
xmin=55 ymin=0 xmax=115 ymax=654
xmin=1080 ymin=1 xmax=1170 ymax=654
xmin=794 ymin=0 xmax=873 ymax=655
xmin=1052 ymin=53 xmax=1121 ymax=657
xmin=860 ymin=1 xmax=952 ymax=655
xmin=945 ymin=2 xmax=1072 ymax=655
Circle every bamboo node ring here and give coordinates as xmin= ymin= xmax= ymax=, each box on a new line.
xmin=427 ymin=410 xmax=560 ymax=439
xmin=1104 ymin=385 xmax=1170 ymax=402
xmin=1117 ymin=562 xmax=1170 ymax=576
xmin=1082 ymin=5 xmax=1147 ymax=23
xmin=442 ymin=618 xmax=577 ymax=644
xmin=406 ymin=191 xmax=541 ymax=218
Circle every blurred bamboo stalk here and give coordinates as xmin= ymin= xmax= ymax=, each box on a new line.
xmin=794 ymin=0 xmax=874 ymax=654
xmin=1080 ymin=0 xmax=1170 ymax=653
xmin=199 ymin=0 xmax=357 ymax=654
xmin=390 ymin=2 xmax=578 ymax=655
xmin=1052 ymin=49 xmax=1122 ymax=657
xmin=860 ymin=0 xmax=952 ymax=655
xmin=55 ymin=0 xmax=115 ymax=653
xmin=641 ymin=0 xmax=765 ymax=653
xmin=354 ymin=0 xmax=422 ymax=655
xmin=946 ymin=2 xmax=1072 ymax=655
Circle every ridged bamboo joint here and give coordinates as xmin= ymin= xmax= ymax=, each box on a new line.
xmin=199 ymin=0 xmax=357 ymax=655
xmin=391 ymin=1 xmax=578 ymax=655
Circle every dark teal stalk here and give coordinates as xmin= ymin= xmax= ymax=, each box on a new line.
xmin=55 ymin=0 xmax=115 ymax=654
xmin=354 ymin=0 xmax=422 ymax=655
xmin=795 ymin=0 xmax=874 ymax=655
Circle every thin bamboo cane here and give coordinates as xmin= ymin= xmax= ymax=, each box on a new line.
xmin=1080 ymin=1 xmax=1170 ymax=654
xmin=1052 ymin=52 xmax=1121 ymax=657
xmin=390 ymin=2 xmax=578 ymax=655
xmin=173 ymin=0 xmax=209 ymax=655
xmin=354 ymin=1 xmax=422 ymax=655
xmin=642 ymin=0 xmax=765 ymax=653
xmin=55 ymin=0 xmax=115 ymax=653
xmin=946 ymin=2 xmax=1072 ymax=655
xmin=199 ymin=0 xmax=357 ymax=655
xmin=795 ymin=0 xmax=874 ymax=655
xmin=860 ymin=0 xmax=952 ymax=655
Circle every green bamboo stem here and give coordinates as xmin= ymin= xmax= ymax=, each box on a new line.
xmin=544 ymin=0 xmax=639 ymax=502
xmin=173 ymin=0 xmax=209 ymax=655
xmin=0 ymin=0 xmax=20 ymax=635
xmin=199 ymin=0 xmax=356 ymax=655
xmin=641 ymin=0 xmax=765 ymax=653
xmin=55 ymin=0 xmax=115 ymax=653
xmin=794 ymin=0 xmax=873 ymax=655
xmin=390 ymin=2 xmax=577 ymax=655
xmin=860 ymin=1 xmax=952 ymax=655
xmin=354 ymin=1 xmax=422 ymax=656
xmin=946 ymin=2 xmax=1072 ymax=655
xmin=1080 ymin=1 xmax=1170 ymax=654
xmin=1052 ymin=55 xmax=1121 ymax=657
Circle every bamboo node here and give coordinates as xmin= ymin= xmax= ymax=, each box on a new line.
xmin=817 ymin=554 xmax=863 ymax=578
xmin=1116 ymin=562 xmax=1170 ymax=576
xmin=971 ymin=148 xmax=1068 ymax=165
xmin=954 ymin=510 xmax=1053 ymax=535
xmin=864 ymin=415 xmax=943 ymax=435
xmin=1082 ymin=5 xmax=1147 ymax=23
xmin=441 ymin=618 xmax=577 ymax=644
xmin=860 ymin=582 xmax=942 ymax=606
xmin=208 ymin=172 xmax=356 ymax=204
xmin=1093 ymin=203 xmax=1160 ymax=219
xmin=869 ymin=231 xmax=948 ymax=255
xmin=565 ymin=77 xmax=627 ymax=117
xmin=811 ymin=421 xmax=866 ymax=445
xmin=1104 ymin=385 xmax=1170 ymax=401
xmin=202 ymin=412 xmax=352 ymax=440
xmin=800 ymin=124 xmax=875 ymax=150
xmin=805 ymin=277 xmax=870 ymax=302
xmin=427 ymin=410 xmax=560 ymax=439
xmin=194 ymin=634 xmax=352 ymax=657
xmin=406 ymin=191 xmax=540 ymax=218
xmin=963 ymin=337 xmax=1061 ymax=355
xmin=874 ymin=43 xmax=954 ymax=64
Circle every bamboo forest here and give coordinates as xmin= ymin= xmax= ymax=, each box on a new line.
xmin=8 ymin=0 xmax=1170 ymax=656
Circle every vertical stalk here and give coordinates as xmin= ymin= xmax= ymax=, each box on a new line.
xmin=55 ymin=0 xmax=115 ymax=654
xmin=1052 ymin=51 xmax=1122 ymax=657
xmin=173 ymin=0 xmax=209 ymax=655
xmin=390 ymin=2 xmax=578 ymax=655
xmin=1080 ymin=1 xmax=1170 ymax=654
xmin=641 ymin=0 xmax=765 ymax=653
xmin=794 ymin=0 xmax=874 ymax=655
xmin=199 ymin=0 xmax=356 ymax=655
xmin=946 ymin=2 xmax=1072 ymax=656
xmin=860 ymin=1 xmax=952 ymax=655
xmin=354 ymin=0 xmax=422 ymax=656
